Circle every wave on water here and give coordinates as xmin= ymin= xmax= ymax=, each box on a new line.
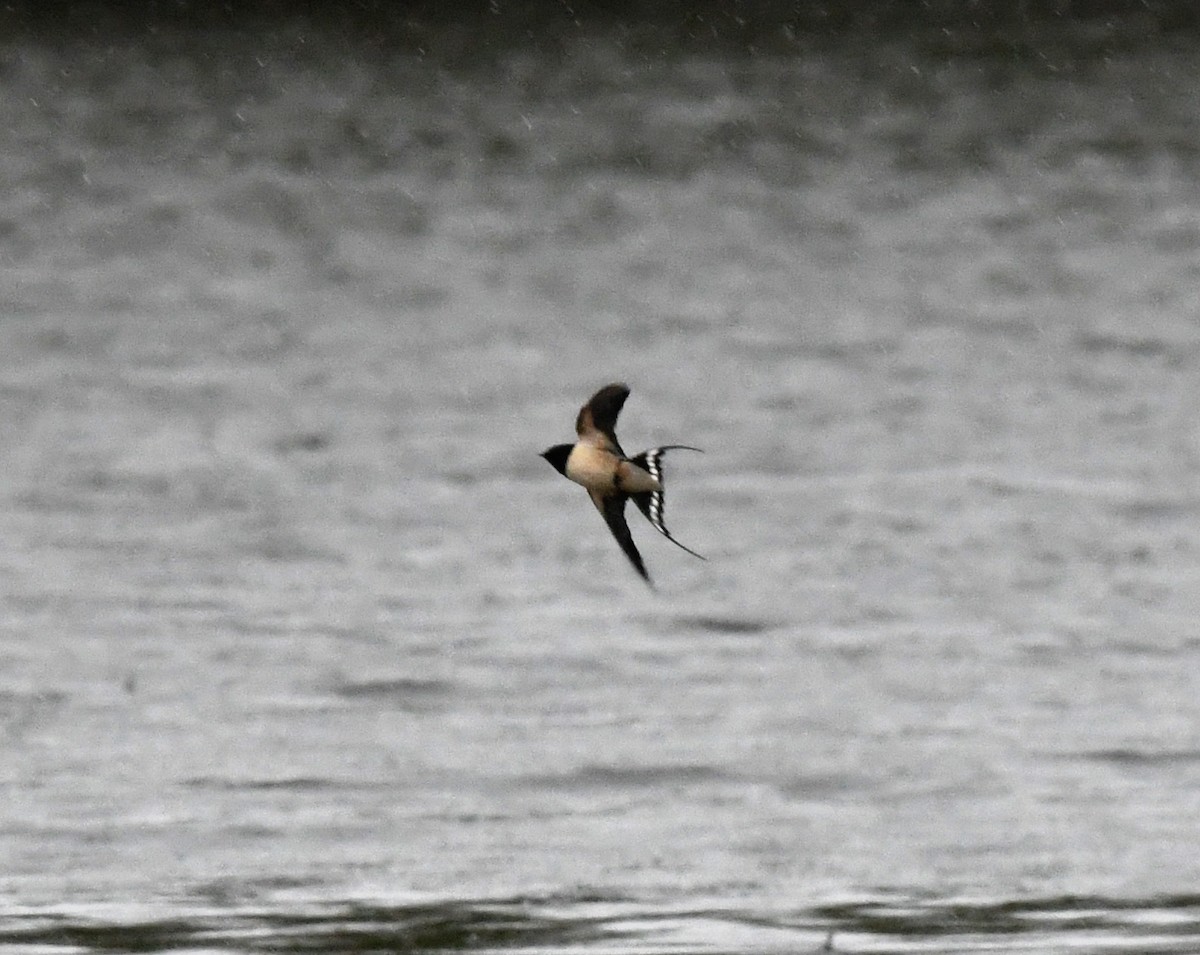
xmin=4 ymin=893 xmax=1200 ymax=954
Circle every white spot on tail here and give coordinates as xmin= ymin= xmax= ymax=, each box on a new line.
xmin=646 ymin=449 xmax=668 ymax=534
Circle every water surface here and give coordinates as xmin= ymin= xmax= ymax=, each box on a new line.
xmin=2 ymin=12 xmax=1200 ymax=953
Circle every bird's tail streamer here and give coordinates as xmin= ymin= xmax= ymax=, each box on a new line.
xmin=629 ymin=446 xmax=705 ymax=560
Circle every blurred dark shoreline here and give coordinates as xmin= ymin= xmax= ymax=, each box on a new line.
xmin=3 ymin=0 xmax=1199 ymax=55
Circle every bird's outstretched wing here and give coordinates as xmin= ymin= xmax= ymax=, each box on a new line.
xmin=589 ymin=489 xmax=651 ymax=585
xmin=575 ymin=383 xmax=629 ymax=455
xmin=629 ymin=446 xmax=705 ymax=560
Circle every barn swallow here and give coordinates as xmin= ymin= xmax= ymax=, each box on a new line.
xmin=540 ymin=383 xmax=704 ymax=586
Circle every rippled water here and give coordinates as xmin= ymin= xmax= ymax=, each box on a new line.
xmin=6 ymin=894 xmax=1200 ymax=953
xmin=3 ymin=9 xmax=1200 ymax=953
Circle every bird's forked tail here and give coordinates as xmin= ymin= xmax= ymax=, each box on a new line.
xmin=628 ymin=446 xmax=705 ymax=560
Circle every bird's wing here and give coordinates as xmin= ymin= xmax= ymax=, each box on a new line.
xmin=575 ymin=383 xmax=630 ymax=455
xmin=588 ymin=489 xmax=651 ymax=585
xmin=629 ymin=446 xmax=706 ymax=560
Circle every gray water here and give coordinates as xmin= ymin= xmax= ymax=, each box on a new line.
xmin=3 ymin=13 xmax=1200 ymax=953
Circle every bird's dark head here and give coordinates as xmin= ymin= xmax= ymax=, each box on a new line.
xmin=540 ymin=444 xmax=572 ymax=476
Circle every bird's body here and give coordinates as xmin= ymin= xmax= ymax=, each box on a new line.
xmin=565 ymin=444 xmax=661 ymax=496
xmin=540 ymin=383 xmax=703 ymax=586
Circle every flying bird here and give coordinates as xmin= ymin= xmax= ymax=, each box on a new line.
xmin=540 ymin=383 xmax=704 ymax=585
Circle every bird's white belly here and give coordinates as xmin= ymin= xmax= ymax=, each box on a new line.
xmin=565 ymin=445 xmax=618 ymax=492
xmin=566 ymin=445 xmax=660 ymax=494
